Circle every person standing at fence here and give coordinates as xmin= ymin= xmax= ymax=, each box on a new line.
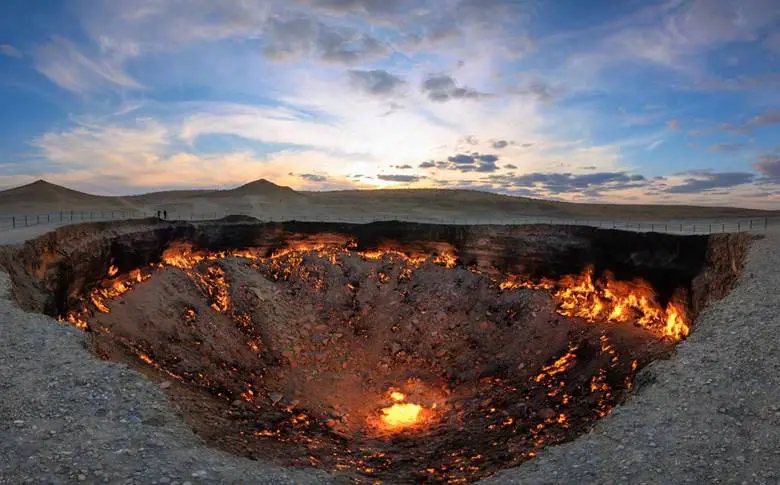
xmin=157 ymin=210 xmax=161 ymax=219
xmin=164 ymin=210 xmax=167 ymax=220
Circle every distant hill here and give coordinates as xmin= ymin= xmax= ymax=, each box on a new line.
xmin=0 ymin=180 xmax=135 ymax=213
xmin=0 ymin=179 xmax=775 ymax=221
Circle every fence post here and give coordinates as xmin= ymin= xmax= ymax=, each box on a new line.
xmin=12 ymin=216 xmax=15 ymax=228
xmin=750 ymin=219 xmax=753 ymax=230
xmin=37 ymin=215 xmax=40 ymax=224
xmin=25 ymin=215 xmax=28 ymax=226
xmin=766 ymin=217 xmax=769 ymax=230
xmin=722 ymin=224 xmax=725 ymax=233
xmin=47 ymin=214 xmax=50 ymax=223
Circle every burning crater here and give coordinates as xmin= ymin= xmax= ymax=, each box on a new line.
xmin=3 ymin=219 xmax=751 ymax=483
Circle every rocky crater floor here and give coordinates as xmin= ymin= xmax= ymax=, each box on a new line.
xmin=1 ymin=219 xmax=776 ymax=485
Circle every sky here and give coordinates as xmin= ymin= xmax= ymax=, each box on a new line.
xmin=0 ymin=0 xmax=779 ymax=208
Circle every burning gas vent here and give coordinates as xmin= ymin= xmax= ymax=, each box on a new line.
xmin=56 ymin=237 xmax=685 ymax=483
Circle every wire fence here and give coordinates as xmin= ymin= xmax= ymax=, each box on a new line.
xmin=0 ymin=207 xmax=776 ymax=235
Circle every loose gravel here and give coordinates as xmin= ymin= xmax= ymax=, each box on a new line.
xmin=0 ymin=232 xmax=778 ymax=485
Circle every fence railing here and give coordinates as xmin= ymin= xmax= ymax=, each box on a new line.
xmin=0 ymin=208 xmax=775 ymax=235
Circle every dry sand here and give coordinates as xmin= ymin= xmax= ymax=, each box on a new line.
xmin=2 ymin=179 xmax=777 ymax=225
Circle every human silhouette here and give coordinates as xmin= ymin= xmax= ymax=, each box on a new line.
xmin=157 ymin=210 xmax=161 ymax=219
xmin=164 ymin=210 xmax=168 ymax=220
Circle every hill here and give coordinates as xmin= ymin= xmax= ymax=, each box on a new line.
xmin=0 ymin=179 xmax=775 ymax=222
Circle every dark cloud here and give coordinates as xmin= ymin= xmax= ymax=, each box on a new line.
xmin=520 ymin=143 xmax=534 ymax=148
xmin=298 ymin=173 xmax=329 ymax=182
xmin=492 ymin=140 xmax=510 ymax=149
xmin=419 ymin=160 xmax=436 ymax=168
xmin=348 ymin=69 xmax=405 ymax=95
xmin=377 ymin=174 xmax=424 ymax=182
xmin=393 ymin=164 xmax=413 ymax=169
xmin=510 ymin=80 xmax=558 ymax=102
xmin=263 ymin=14 xmax=387 ymax=64
xmin=462 ymin=135 xmax=479 ymax=145
xmin=421 ymin=74 xmax=487 ymax=102
xmin=439 ymin=152 xmax=501 ymax=172
xmin=666 ymin=171 xmax=755 ymax=193
xmin=447 ymin=153 xmax=498 ymax=164
xmin=709 ymin=142 xmax=745 ymax=153
xmin=504 ymin=164 xmax=517 ymax=169
xmin=755 ymin=153 xmax=780 ymax=178
xmin=488 ymin=172 xmax=648 ymax=194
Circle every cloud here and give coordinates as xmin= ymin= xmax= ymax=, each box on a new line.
xmin=719 ymin=109 xmax=780 ymax=134
xmin=665 ymin=171 xmax=755 ymax=193
xmin=419 ymin=160 xmax=436 ymax=168
xmin=755 ymin=153 xmax=780 ymax=178
xmin=504 ymin=163 xmax=517 ymax=169
xmin=421 ymin=74 xmax=487 ymax=102
xmin=435 ymin=152 xmax=501 ymax=172
xmin=377 ymin=174 xmax=423 ymax=182
xmin=709 ymin=142 xmax=745 ymax=153
xmin=262 ymin=13 xmax=387 ymax=64
xmin=492 ymin=139 xmax=510 ymax=149
xmin=667 ymin=119 xmax=680 ymax=130
xmin=34 ymin=37 xmax=143 ymax=93
xmin=0 ymin=44 xmax=22 ymax=58
xmin=348 ymin=69 xmax=405 ymax=95
xmin=489 ymin=171 xmax=648 ymax=194
xmin=303 ymin=0 xmax=411 ymax=16
xmin=297 ymin=173 xmax=329 ymax=182
xmin=748 ymin=109 xmax=780 ymax=127
xmin=393 ymin=164 xmax=413 ymax=169
xmin=462 ymin=135 xmax=479 ymax=146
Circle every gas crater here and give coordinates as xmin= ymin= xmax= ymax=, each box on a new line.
xmin=3 ymin=218 xmax=750 ymax=484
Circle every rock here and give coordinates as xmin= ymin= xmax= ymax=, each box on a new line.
xmin=159 ymin=381 xmax=172 ymax=390
xmin=539 ymin=408 xmax=556 ymax=420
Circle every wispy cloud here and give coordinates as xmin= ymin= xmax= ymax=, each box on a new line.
xmin=34 ymin=37 xmax=142 ymax=93
xmin=0 ymin=44 xmax=23 ymax=58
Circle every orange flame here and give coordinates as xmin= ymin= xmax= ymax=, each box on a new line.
xmin=500 ymin=266 xmax=689 ymax=340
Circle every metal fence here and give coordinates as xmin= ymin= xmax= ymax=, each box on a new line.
xmin=0 ymin=207 xmax=776 ymax=235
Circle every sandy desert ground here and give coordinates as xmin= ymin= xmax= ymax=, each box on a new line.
xmin=1 ymin=179 xmax=778 ymax=225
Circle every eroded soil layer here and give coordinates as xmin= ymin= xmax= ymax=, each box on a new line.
xmin=1 ymin=219 xmax=752 ymax=483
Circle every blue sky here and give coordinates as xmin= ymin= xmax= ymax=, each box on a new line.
xmin=0 ymin=0 xmax=779 ymax=207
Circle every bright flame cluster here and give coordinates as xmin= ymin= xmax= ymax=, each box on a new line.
xmin=499 ymin=266 xmax=689 ymax=341
xmin=380 ymin=391 xmax=425 ymax=430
